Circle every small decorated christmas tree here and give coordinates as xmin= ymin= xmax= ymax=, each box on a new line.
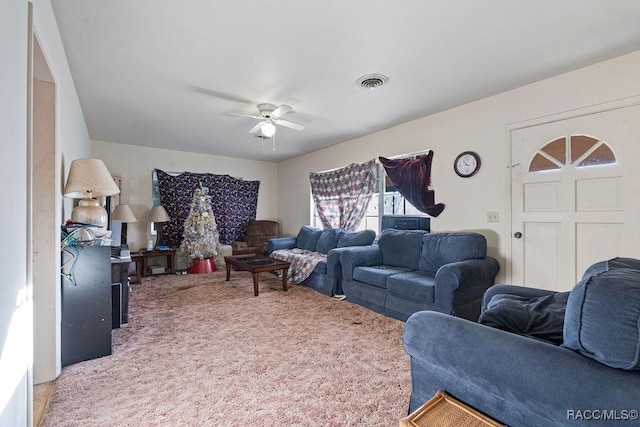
xmin=176 ymin=186 xmax=221 ymax=272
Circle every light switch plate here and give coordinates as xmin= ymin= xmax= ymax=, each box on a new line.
xmin=487 ymin=211 xmax=499 ymax=223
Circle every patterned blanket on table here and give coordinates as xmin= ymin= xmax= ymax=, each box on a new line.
xmin=270 ymin=248 xmax=327 ymax=285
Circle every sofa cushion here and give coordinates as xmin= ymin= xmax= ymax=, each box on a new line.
xmin=353 ymin=265 xmax=413 ymax=289
xmin=563 ymin=267 xmax=640 ymax=370
xmin=386 ymin=271 xmax=436 ymax=303
xmin=378 ymin=229 xmax=428 ymax=270
xmin=316 ymin=229 xmax=342 ymax=254
xmin=478 ymin=292 xmax=569 ymax=345
xmin=418 ymin=232 xmax=487 ymax=273
xmin=297 ymin=226 xmax=323 ymax=252
xmin=337 ymin=229 xmax=376 ymax=248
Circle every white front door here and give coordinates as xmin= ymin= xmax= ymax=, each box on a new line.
xmin=510 ymin=104 xmax=640 ymax=291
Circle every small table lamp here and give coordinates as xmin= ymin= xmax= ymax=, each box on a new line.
xmin=111 ymin=204 xmax=137 ymax=244
xmin=148 ymin=205 xmax=170 ymax=248
xmin=63 ymin=158 xmax=120 ymax=229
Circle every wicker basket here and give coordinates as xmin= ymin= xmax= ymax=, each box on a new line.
xmin=399 ymin=390 xmax=505 ymax=427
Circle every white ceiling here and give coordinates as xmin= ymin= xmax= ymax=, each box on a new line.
xmin=51 ymin=1 xmax=640 ymax=162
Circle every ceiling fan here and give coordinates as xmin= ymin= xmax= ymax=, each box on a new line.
xmin=227 ymin=103 xmax=305 ymax=139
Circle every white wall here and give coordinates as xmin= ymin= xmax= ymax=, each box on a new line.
xmin=92 ymin=140 xmax=279 ymax=251
xmin=1 ymin=0 xmax=92 ymax=423
xmin=0 ymin=1 xmax=31 ymax=424
xmin=278 ymin=50 xmax=640 ymax=283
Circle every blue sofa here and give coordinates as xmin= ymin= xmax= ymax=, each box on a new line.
xmin=403 ymin=257 xmax=640 ymax=426
xmin=267 ymin=226 xmax=376 ymax=296
xmin=340 ymin=229 xmax=499 ymax=321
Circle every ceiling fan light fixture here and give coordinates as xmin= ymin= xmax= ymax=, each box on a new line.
xmin=261 ymin=121 xmax=276 ymax=137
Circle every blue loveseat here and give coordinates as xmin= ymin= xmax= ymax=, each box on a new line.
xmin=403 ymin=257 xmax=640 ymax=426
xmin=267 ymin=226 xmax=376 ymax=296
xmin=340 ymin=229 xmax=500 ymax=321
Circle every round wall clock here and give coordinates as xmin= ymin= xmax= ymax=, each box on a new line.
xmin=454 ymin=151 xmax=481 ymax=178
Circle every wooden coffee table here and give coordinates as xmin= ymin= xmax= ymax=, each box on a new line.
xmin=224 ymin=254 xmax=290 ymax=296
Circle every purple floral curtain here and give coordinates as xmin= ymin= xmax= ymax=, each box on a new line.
xmin=379 ymin=150 xmax=445 ymax=217
xmin=155 ymin=169 xmax=260 ymax=246
xmin=310 ymin=159 xmax=377 ymax=231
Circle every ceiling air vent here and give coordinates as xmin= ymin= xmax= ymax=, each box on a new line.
xmin=357 ymin=74 xmax=389 ymax=89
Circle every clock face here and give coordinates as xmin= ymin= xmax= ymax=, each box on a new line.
xmin=454 ymin=151 xmax=481 ymax=177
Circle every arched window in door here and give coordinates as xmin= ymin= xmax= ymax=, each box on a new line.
xmin=529 ymin=134 xmax=616 ymax=172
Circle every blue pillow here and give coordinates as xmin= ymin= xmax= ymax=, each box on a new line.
xmin=337 ymin=229 xmax=376 ymax=248
xmin=296 ymin=226 xmax=322 ymax=252
xmin=563 ymin=267 xmax=640 ymax=370
xmin=316 ymin=229 xmax=342 ymax=254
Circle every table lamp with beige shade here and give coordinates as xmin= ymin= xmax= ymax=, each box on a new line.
xmin=63 ymin=158 xmax=120 ymax=230
xmin=111 ymin=204 xmax=137 ymax=244
xmin=148 ymin=205 xmax=170 ymax=248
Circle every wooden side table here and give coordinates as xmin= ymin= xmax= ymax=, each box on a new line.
xmin=132 ymin=249 xmax=176 ymax=280
xmin=131 ymin=253 xmax=142 ymax=283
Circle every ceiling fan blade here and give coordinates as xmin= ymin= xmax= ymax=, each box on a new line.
xmin=275 ymin=118 xmax=305 ymax=131
xmin=226 ymin=112 xmax=263 ymax=120
xmin=248 ymin=121 xmax=265 ymax=134
xmin=193 ymin=87 xmax=252 ymax=104
xmin=271 ymin=104 xmax=292 ymax=119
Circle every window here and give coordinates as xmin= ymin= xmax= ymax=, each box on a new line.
xmin=312 ymin=151 xmax=428 ymax=232
xmin=382 ymin=174 xmax=424 ymax=216
xmin=529 ymin=135 xmax=616 ymax=173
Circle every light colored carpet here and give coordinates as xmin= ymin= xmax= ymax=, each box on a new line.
xmin=43 ymin=271 xmax=411 ymax=426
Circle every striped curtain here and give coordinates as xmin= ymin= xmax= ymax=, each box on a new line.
xmin=310 ymin=159 xmax=377 ymax=231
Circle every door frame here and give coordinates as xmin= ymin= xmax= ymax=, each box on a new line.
xmin=504 ymin=95 xmax=640 ymax=283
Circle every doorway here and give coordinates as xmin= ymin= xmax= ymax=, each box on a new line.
xmin=32 ymin=34 xmax=59 ymax=383
xmin=509 ymin=102 xmax=640 ymax=291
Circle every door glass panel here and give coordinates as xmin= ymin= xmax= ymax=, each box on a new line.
xmin=577 ymin=143 xmax=616 ymax=168
xmin=541 ymin=137 xmax=566 ymax=165
xmin=529 ymin=153 xmax=561 ymax=172
xmin=529 ymin=134 xmax=616 ymax=172
xmin=570 ymin=135 xmax=598 ymax=163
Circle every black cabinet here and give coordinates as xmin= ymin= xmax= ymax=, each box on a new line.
xmin=61 ymin=246 xmax=112 ymax=367
xmin=110 ymin=258 xmax=131 ymax=324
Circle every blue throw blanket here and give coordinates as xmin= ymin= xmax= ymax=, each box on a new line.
xmin=478 ymin=292 xmax=569 ymax=345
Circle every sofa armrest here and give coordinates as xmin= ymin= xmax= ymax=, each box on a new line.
xmin=435 ymin=257 xmax=499 ymax=294
xmin=231 ymin=241 xmax=248 ymax=251
xmin=482 ymin=284 xmax=557 ymax=312
xmin=267 ymin=237 xmax=297 ymax=254
xmin=339 ymin=246 xmax=383 ymax=282
xmin=325 ymin=247 xmax=354 ymax=280
xmin=403 ymin=311 xmax=640 ymax=426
